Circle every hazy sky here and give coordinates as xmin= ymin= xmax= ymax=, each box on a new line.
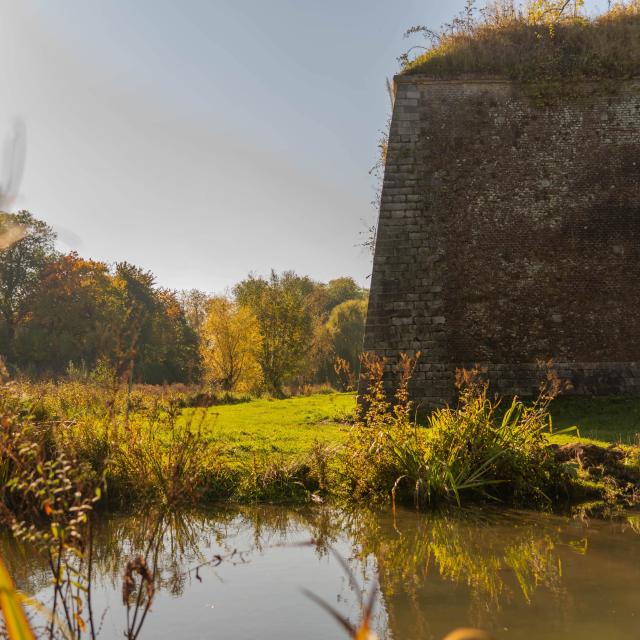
xmin=0 ymin=0 xmax=603 ymax=293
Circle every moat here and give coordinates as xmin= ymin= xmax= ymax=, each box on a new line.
xmin=3 ymin=506 xmax=639 ymax=639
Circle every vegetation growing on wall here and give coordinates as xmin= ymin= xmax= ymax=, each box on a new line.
xmin=401 ymin=0 xmax=640 ymax=81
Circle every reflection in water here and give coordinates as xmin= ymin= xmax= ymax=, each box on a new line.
xmin=2 ymin=506 xmax=639 ymax=639
xmin=347 ymin=508 xmax=640 ymax=639
xmin=346 ymin=509 xmax=565 ymax=637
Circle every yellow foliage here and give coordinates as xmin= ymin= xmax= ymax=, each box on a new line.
xmin=526 ymin=0 xmax=584 ymax=24
xmin=0 ymin=556 xmax=35 ymax=640
xmin=200 ymin=296 xmax=262 ymax=392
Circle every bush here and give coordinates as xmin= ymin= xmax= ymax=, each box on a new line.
xmin=344 ymin=354 xmax=572 ymax=508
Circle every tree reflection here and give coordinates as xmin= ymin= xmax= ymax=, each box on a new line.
xmin=343 ymin=508 xmax=567 ymax=636
xmin=2 ymin=505 xmax=632 ymax=640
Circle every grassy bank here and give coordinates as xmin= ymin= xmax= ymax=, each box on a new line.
xmin=550 ymin=396 xmax=640 ymax=445
xmin=0 ymin=378 xmax=639 ymax=521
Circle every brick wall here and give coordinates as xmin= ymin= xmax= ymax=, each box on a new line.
xmin=363 ymin=77 xmax=640 ymax=407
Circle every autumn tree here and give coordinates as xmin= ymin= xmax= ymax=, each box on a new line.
xmin=14 ymin=255 xmax=199 ymax=382
xmin=0 ymin=211 xmax=57 ymax=362
xmin=112 ymin=264 xmax=199 ymax=384
xmin=15 ymin=253 xmax=120 ymax=374
xmin=177 ymin=288 xmax=211 ymax=335
xmin=234 ymin=271 xmax=315 ymax=396
xmin=200 ymin=296 xmax=262 ymax=391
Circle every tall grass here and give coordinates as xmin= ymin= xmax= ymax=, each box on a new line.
xmin=0 ymin=382 xmax=228 ymax=514
xmin=236 ymin=441 xmax=334 ymax=503
xmin=0 ymin=369 xmax=636 ymax=517
xmin=0 ymin=385 xmax=102 ymax=639
xmin=345 ymin=355 xmax=573 ymax=508
xmin=402 ymin=1 xmax=640 ymax=81
xmin=0 ymin=380 xmax=335 ymax=514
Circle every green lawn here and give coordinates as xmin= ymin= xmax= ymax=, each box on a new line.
xmin=549 ymin=396 xmax=640 ymax=446
xmin=184 ymin=392 xmax=353 ymax=463
xmin=183 ymin=392 xmax=640 ymax=462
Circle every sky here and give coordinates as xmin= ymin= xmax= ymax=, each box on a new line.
xmin=0 ymin=0 xmax=604 ymax=293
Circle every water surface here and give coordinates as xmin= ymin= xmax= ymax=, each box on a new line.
xmin=3 ymin=506 xmax=639 ymax=639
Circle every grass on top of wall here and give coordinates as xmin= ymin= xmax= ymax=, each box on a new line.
xmin=402 ymin=4 xmax=640 ymax=82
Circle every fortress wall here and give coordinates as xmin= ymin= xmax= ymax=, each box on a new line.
xmin=363 ymin=77 xmax=640 ymax=406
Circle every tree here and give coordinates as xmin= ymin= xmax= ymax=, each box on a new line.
xmin=200 ymin=296 xmax=262 ymax=392
xmin=177 ymin=289 xmax=211 ymax=335
xmin=11 ymin=251 xmax=199 ymax=383
xmin=0 ymin=211 xmax=57 ymax=362
xmin=234 ymin=271 xmax=315 ymax=396
xmin=311 ymin=277 xmax=367 ymax=318
xmin=112 ymin=264 xmax=200 ymax=384
xmin=15 ymin=253 xmax=120 ymax=375
xmin=111 ymin=262 xmax=158 ymax=382
xmin=138 ymin=289 xmax=201 ymax=384
xmin=326 ymin=298 xmax=368 ymax=376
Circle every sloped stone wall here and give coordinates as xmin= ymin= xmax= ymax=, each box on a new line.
xmin=363 ymin=77 xmax=640 ymax=407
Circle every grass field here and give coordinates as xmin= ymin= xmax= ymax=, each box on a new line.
xmin=184 ymin=392 xmax=353 ymax=463
xmin=550 ymin=396 xmax=640 ymax=445
xmin=182 ymin=392 xmax=640 ymax=461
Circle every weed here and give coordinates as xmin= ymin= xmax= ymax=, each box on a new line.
xmin=401 ymin=1 xmax=640 ymax=82
xmin=346 ymin=354 xmax=573 ymax=508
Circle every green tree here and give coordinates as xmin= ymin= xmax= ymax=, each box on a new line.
xmin=0 ymin=211 xmax=57 ymax=363
xmin=326 ymin=298 xmax=368 ymax=375
xmin=113 ymin=264 xmax=199 ymax=384
xmin=234 ymin=271 xmax=315 ymax=396
xmin=139 ymin=288 xmax=201 ymax=384
xmin=314 ymin=277 xmax=366 ymax=317
xmin=111 ymin=262 xmax=157 ymax=381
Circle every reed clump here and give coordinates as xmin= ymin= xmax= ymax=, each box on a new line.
xmin=344 ymin=354 xmax=573 ymax=508
xmin=0 ymin=382 xmax=230 ymax=514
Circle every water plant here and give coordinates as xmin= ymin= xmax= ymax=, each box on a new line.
xmin=0 ymin=555 xmax=35 ymax=640
xmin=345 ymin=354 xmax=574 ymax=508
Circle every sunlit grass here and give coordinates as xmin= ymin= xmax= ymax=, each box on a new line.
xmin=182 ymin=391 xmax=640 ymax=458
xmin=182 ymin=392 xmax=353 ymax=464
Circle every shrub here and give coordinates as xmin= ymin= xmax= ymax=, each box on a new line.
xmin=345 ymin=354 xmax=572 ymax=508
xmin=106 ymin=402 xmax=225 ymax=507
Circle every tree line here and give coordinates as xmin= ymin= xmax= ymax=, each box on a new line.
xmin=0 ymin=211 xmax=367 ymax=394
